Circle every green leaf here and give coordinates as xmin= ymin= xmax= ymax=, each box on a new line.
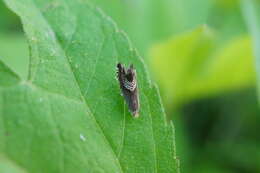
xmin=149 ymin=25 xmax=255 ymax=107
xmin=0 ymin=156 xmax=27 ymax=173
xmin=89 ymin=0 xmax=214 ymax=56
xmin=241 ymin=0 xmax=260 ymax=103
xmin=0 ymin=33 xmax=29 ymax=79
xmin=0 ymin=0 xmax=179 ymax=172
xmin=0 ymin=0 xmax=22 ymax=33
xmin=0 ymin=60 xmax=20 ymax=87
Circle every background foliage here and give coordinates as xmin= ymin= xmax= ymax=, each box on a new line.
xmin=0 ymin=0 xmax=260 ymax=173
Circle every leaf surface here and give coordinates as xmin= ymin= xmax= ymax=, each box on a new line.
xmin=0 ymin=0 xmax=178 ymax=172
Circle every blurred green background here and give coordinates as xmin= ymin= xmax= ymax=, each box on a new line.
xmin=1 ymin=0 xmax=260 ymax=173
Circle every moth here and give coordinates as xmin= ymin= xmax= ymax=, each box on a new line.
xmin=117 ymin=63 xmax=139 ymax=117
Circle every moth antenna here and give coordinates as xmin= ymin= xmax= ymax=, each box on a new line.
xmin=117 ymin=63 xmax=122 ymax=69
xmin=118 ymin=63 xmax=127 ymax=74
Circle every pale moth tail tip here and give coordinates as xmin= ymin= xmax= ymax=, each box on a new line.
xmin=132 ymin=112 xmax=139 ymax=118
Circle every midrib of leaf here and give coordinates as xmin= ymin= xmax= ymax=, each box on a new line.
xmin=31 ymin=3 xmax=124 ymax=171
xmin=64 ymin=42 xmax=124 ymax=172
xmin=39 ymin=2 xmax=157 ymax=172
xmin=2 ymin=0 xmax=124 ymax=170
xmin=2 ymin=0 xmax=178 ymax=172
xmin=61 ymin=10 xmax=126 ymax=171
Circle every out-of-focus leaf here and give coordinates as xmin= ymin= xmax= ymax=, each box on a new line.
xmin=216 ymin=0 xmax=240 ymax=8
xmin=0 ymin=0 xmax=179 ymax=172
xmin=241 ymin=0 xmax=260 ymax=103
xmin=89 ymin=0 xmax=214 ymax=56
xmin=204 ymin=142 xmax=260 ymax=172
xmin=149 ymin=25 xmax=255 ymax=107
xmin=207 ymin=1 xmax=247 ymax=43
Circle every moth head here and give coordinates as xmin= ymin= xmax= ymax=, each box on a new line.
xmin=125 ymin=64 xmax=136 ymax=82
xmin=117 ymin=63 xmax=123 ymax=69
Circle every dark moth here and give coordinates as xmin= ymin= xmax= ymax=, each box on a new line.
xmin=117 ymin=63 xmax=139 ymax=117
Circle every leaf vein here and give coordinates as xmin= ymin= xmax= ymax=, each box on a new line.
xmin=22 ymin=4 xmax=123 ymax=169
